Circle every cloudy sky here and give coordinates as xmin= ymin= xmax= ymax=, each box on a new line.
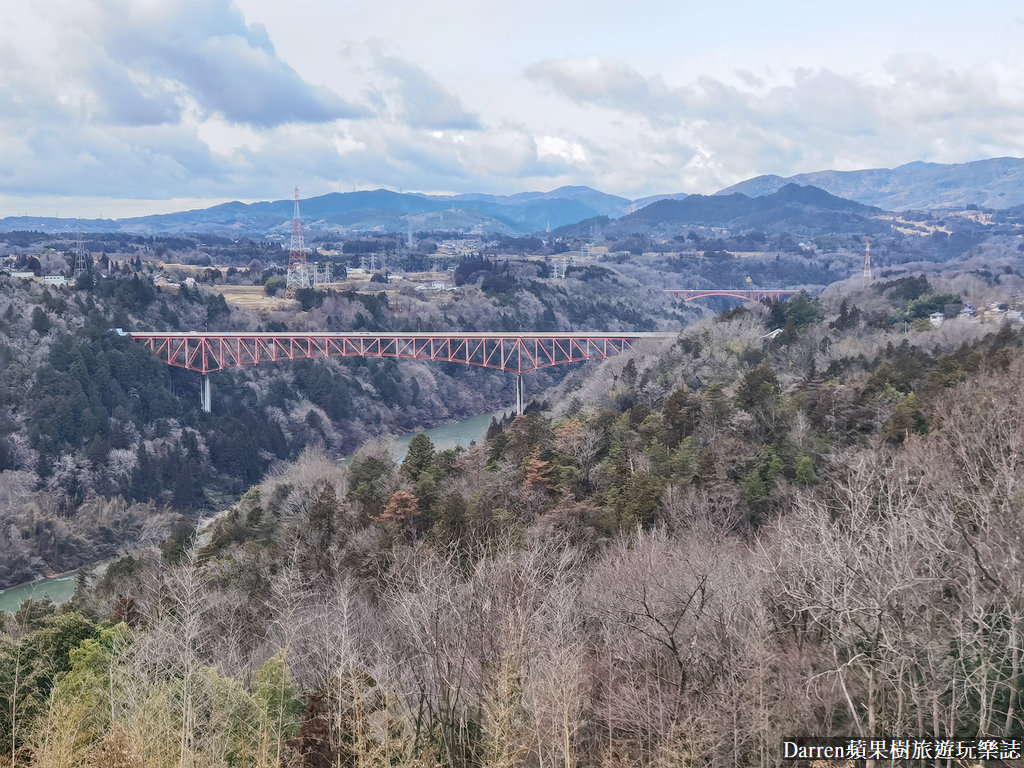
xmin=3 ymin=0 xmax=1024 ymax=216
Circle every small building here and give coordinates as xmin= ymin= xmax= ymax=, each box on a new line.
xmin=928 ymin=312 xmax=944 ymax=327
xmin=984 ymin=302 xmax=1006 ymax=322
xmin=11 ymin=271 xmax=34 ymax=279
xmin=43 ymin=275 xmax=67 ymax=286
xmin=415 ymin=281 xmax=452 ymax=292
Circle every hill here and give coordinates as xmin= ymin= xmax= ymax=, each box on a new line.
xmin=718 ymin=157 xmax=1024 ymax=210
xmin=628 ymin=192 xmax=690 ymax=210
xmin=556 ymin=183 xmax=885 ymax=238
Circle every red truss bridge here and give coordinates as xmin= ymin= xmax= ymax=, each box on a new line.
xmin=665 ymin=288 xmax=800 ymax=303
xmin=121 ymin=330 xmax=676 ymax=414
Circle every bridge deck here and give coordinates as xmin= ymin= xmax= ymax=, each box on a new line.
xmin=125 ymin=331 xmax=677 ymax=340
xmin=124 ymin=330 xmax=677 ymax=375
xmin=664 ymin=288 xmax=799 ymax=303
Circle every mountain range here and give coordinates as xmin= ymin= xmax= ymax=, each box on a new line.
xmin=0 ymin=187 xmax=634 ymax=238
xmin=2 ymin=156 xmax=1023 ymax=238
xmin=717 ymin=157 xmax=1024 ymax=210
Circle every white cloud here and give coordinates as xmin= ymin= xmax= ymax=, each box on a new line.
xmin=3 ymin=0 xmax=1024 ymax=212
xmin=536 ymin=137 xmax=588 ymax=164
xmin=367 ymin=46 xmax=481 ymax=131
xmin=525 ymin=54 xmax=1024 ymax=192
xmin=332 ymin=134 xmax=367 ymax=156
xmin=93 ymin=0 xmax=366 ymax=126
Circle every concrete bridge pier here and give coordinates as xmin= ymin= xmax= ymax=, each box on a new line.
xmin=200 ymin=374 xmax=211 ymax=413
xmin=515 ymin=373 xmax=525 ymax=416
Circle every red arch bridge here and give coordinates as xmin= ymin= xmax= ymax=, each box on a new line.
xmin=120 ymin=330 xmax=676 ymax=414
xmin=665 ymin=288 xmax=799 ymax=303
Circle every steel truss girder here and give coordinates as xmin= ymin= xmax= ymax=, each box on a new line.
xmin=130 ymin=332 xmax=657 ymax=375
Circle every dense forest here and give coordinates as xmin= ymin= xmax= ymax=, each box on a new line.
xmin=3 ymin=265 xmax=1024 ymax=766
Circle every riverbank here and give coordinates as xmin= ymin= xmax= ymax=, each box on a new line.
xmin=0 ymin=411 xmax=498 ymax=612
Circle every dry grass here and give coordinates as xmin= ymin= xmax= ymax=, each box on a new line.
xmin=875 ymin=214 xmax=952 ymax=236
xmin=215 ymin=285 xmax=290 ymax=310
xmin=205 ymin=269 xmax=456 ymax=311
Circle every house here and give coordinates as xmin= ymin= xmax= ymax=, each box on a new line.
xmin=415 ymin=281 xmax=452 ymax=292
xmin=984 ymin=302 xmax=1006 ymax=321
xmin=929 ymin=312 xmax=944 ymax=327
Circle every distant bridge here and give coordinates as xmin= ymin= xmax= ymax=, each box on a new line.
xmin=665 ymin=289 xmax=800 ymax=303
xmin=121 ymin=330 xmax=676 ymax=414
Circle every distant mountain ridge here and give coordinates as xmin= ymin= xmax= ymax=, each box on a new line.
xmin=550 ymin=183 xmax=884 ymax=238
xmin=634 ymin=183 xmax=877 ymax=221
xmin=3 ymin=156 xmax=1024 ymax=237
xmin=717 ymin=157 xmax=1024 ymax=210
xmin=0 ymin=183 xmax=890 ymax=240
xmin=0 ymin=186 xmax=634 ymax=238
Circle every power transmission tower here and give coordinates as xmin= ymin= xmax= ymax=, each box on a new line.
xmin=74 ymin=229 xmax=88 ymax=283
xmin=863 ymin=238 xmax=872 ymax=285
xmin=313 ymin=262 xmax=331 ymax=286
xmin=286 ymin=187 xmax=310 ymax=298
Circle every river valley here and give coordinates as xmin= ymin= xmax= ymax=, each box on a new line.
xmin=0 ymin=410 xmax=500 ymax=612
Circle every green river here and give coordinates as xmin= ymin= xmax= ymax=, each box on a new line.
xmin=0 ymin=411 xmax=501 ymax=612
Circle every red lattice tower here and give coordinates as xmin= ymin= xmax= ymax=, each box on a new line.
xmin=286 ymin=187 xmax=309 ymax=298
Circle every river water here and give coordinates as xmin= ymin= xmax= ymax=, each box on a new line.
xmin=378 ymin=411 xmax=499 ymax=459
xmin=0 ymin=574 xmax=78 ymax=614
xmin=0 ymin=410 xmax=500 ymax=613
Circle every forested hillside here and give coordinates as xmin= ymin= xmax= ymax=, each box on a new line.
xmin=3 ymin=276 xmax=1022 ymax=766
xmin=0 ymin=261 xmax=686 ymax=588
